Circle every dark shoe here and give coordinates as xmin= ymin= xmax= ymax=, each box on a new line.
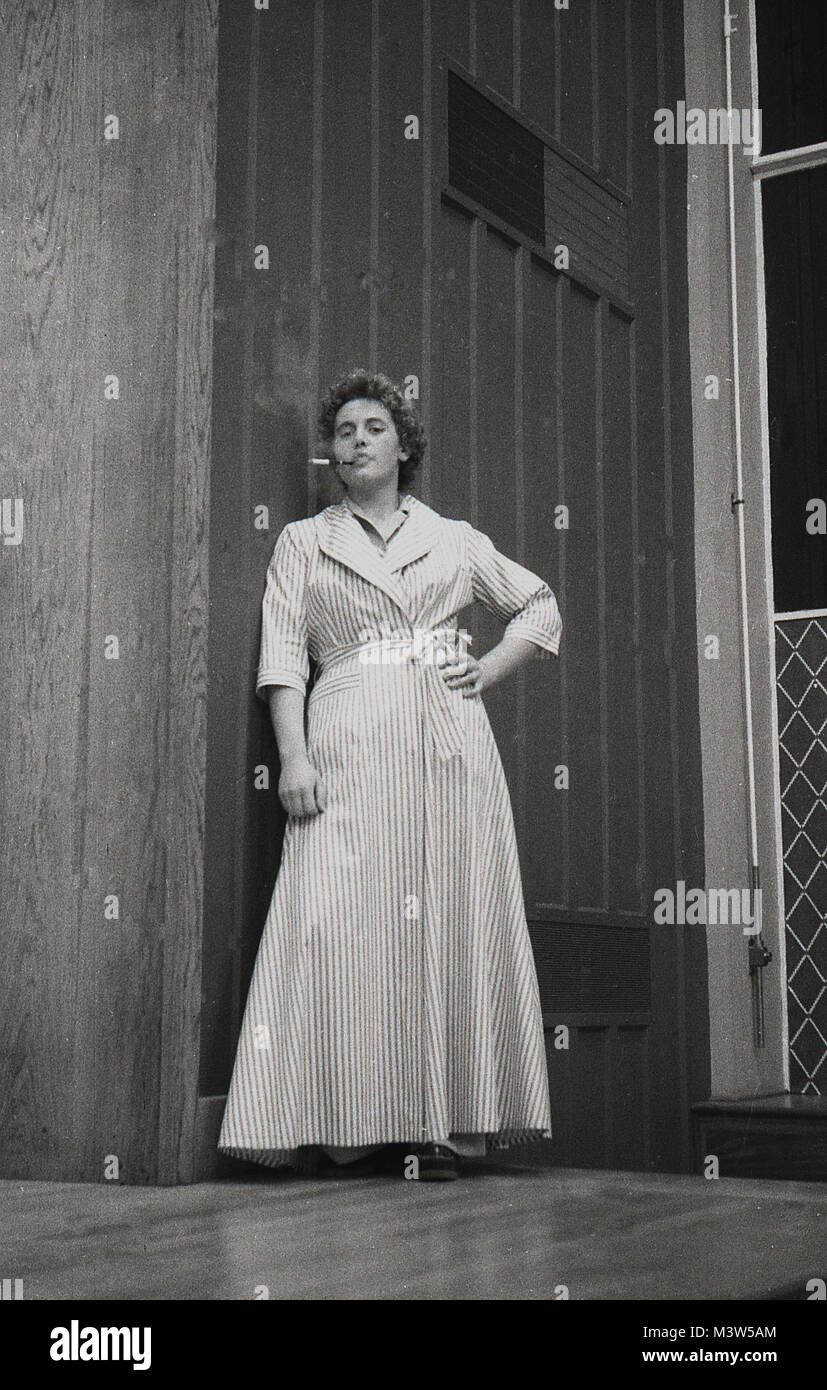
xmin=373 ymin=1143 xmax=412 ymax=1174
xmin=292 ymin=1145 xmax=328 ymax=1176
xmin=413 ymin=1142 xmax=459 ymax=1181
xmin=303 ymin=1144 xmax=403 ymax=1178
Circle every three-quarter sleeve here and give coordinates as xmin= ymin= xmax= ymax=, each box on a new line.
xmin=463 ymin=522 xmax=562 ymax=656
xmin=255 ymin=524 xmax=311 ymax=700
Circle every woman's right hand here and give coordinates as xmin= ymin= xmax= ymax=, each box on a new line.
xmin=278 ymin=755 xmax=327 ymax=818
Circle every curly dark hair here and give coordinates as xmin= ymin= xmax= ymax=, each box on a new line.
xmin=317 ymin=368 xmax=427 ymax=491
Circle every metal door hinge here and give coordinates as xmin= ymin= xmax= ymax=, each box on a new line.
xmin=748 ymin=937 xmax=773 ymax=973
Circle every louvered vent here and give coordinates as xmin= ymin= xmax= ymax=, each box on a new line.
xmin=448 ymin=70 xmax=546 ymax=244
xmin=544 ymin=151 xmax=630 ymax=301
xmin=447 ymin=70 xmax=631 ymax=304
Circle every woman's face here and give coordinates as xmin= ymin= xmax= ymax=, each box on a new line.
xmin=332 ymin=398 xmax=409 ymax=490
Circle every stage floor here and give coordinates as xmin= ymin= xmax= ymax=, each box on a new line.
xmin=1 ymin=1161 xmax=824 ymax=1300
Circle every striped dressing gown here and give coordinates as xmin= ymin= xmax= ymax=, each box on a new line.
xmin=217 ymin=493 xmax=561 ymax=1167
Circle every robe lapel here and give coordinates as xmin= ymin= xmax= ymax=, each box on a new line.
xmin=316 ymin=502 xmax=414 ymax=616
xmin=385 ymin=496 xmax=438 ymax=575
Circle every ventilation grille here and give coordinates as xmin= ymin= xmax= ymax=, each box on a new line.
xmin=544 ymin=150 xmax=630 ymax=300
xmin=529 ymin=921 xmax=651 ymax=1013
xmin=447 ymin=70 xmax=630 ymax=304
xmin=448 ymin=70 xmax=546 ymax=244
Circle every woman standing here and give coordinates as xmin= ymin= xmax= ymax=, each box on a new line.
xmin=217 ymin=369 xmax=561 ymax=1181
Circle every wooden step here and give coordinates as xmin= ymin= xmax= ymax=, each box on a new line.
xmin=692 ymin=1094 xmax=827 ymax=1182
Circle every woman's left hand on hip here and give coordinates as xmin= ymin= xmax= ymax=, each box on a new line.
xmin=438 ymin=650 xmax=487 ymax=697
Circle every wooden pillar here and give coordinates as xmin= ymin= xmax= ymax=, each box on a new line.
xmin=0 ymin=0 xmax=218 ymax=1184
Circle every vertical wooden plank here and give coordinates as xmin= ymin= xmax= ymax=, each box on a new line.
xmin=559 ymin=0 xmax=594 ymax=165
xmin=468 ymin=218 xmax=481 ymax=527
xmin=319 ymin=0 xmax=373 ymax=391
xmin=629 ymin=320 xmax=648 ymax=908
xmin=630 ymin=0 xmax=707 ymax=1170
xmin=512 ymin=0 xmax=522 ymax=108
xmin=0 ymin=0 xmax=217 ymax=1184
xmin=589 ymin=0 xmax=600 ymax=172
xmin=625 ymin=0 xmax=634 ymax=199
xmin=569 ymin=1028 xmax=609 ymax=1166
xmin=612 ymin=1027 xmax=650 ymax=1168
xmin=523 ymin=256 xmax=566 ymax=914
xmin=512 ymin=244 xmax=528 ymax=848
xmin=421 ymin=0 xmax=437 ymax=504
xmin=562 ymin=281 xmax=602 ymax=911
xmin=604 ymin=306 xmax=640 ymax=914
xmin=200 ymin=0 xmax=256 ymax=1101
xmin=657 ymin=0 xmax=689 ymax=1166
xmin=250 ymin=0 xmax=319 ymax=948
xmin=234 ymin=8 xmax=273 ymax=1038
xmin=597 ymin=0 xmax=629 ymax=189
xmin=595 ymin=298 xmax=610 ymax=911
xmin=544 ymin=1023 xmax=575 ymax=1160
xmin=434 ymin=202 xmax=473 ymax=523
xmin=376 ymin=0 xmax=424 ymax=385
xmin=429 ymin=1 xmax=472 ymax=503
xmin=476 ymin=0 xmax=514 ymax=101
xmin=632 ymin=0 xmax=678 ymax=1168
xmin=0 ymin=0 xmax=104 ymax=1180
xmin=631 ymin=0 xmax=672 ymax=1034
xmin=435 ymin=0 xmax=471 ymax=70
xmin=158 ymin=0 xmax=218 ymax=1183
xmin=520 ymin=0 xmax=558 ymax=135
xmin=309 ymin=0 xmax=326 ymax=511
xmin=661 ymin=0 xmax=708 ymax=1137
xmin=475 ymin=226 xmax=520 ymax=797
xmin=555 ymin=274 xmax=570 ymax=909
xmin=205 ymin=4 xmax=262 ymax=1096
xmin=476 ymin=226 xmax=517 ymax=553
xmin=250 ymin=0 xmax=324 ymax=516
xmin=87 ymin=0 xmax=174 ymax=1185
xmin=369 ymin=0 xmax=381 ymax=366
xmin=254 ymin=0 xmax=318 ymax=502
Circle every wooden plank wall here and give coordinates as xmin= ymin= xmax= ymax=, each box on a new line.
xmin=0 ymin=0 xmax=218 ymax=1184
xmin=201 ymin=0 xmax=709 ymax=1174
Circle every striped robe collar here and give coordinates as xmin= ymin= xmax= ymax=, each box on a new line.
xmin=316 ymin=494 xmax=437 ymax=615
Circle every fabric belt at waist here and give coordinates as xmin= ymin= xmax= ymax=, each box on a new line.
xmin=314 ymin=635 xmax=467 ymax=762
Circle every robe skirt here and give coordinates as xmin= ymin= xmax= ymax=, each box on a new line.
xmin=217 ymin=495 xmax=562 ymax=1166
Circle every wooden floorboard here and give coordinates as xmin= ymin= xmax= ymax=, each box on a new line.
xmin=1 ymin=1163 xmax=824 ymax=1301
